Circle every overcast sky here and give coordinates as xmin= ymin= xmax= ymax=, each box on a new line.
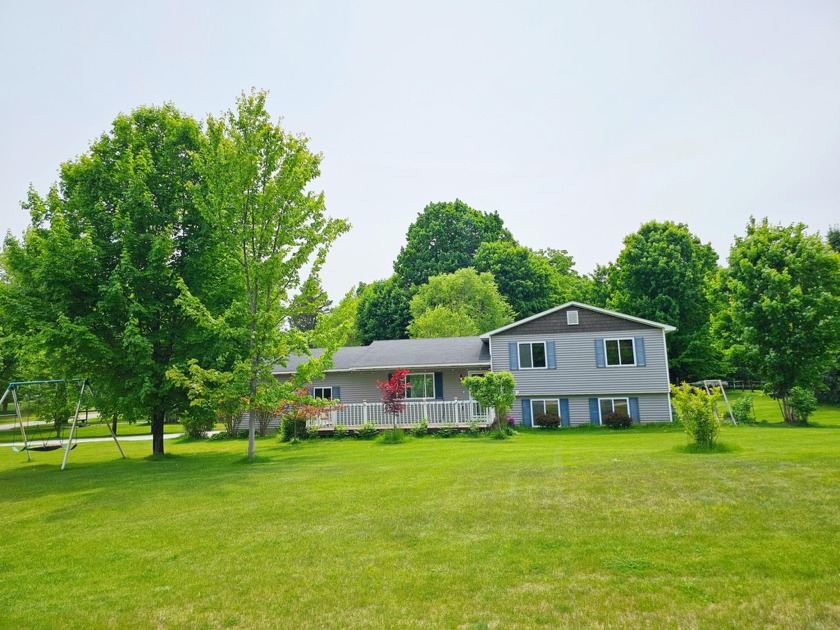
xmin=1 ymin=1 xmax=838 ymax=299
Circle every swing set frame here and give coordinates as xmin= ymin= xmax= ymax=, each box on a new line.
xmin=0 ymin=379 xmax=125 ymax=470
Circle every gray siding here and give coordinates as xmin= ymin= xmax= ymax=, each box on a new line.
xmin=281 ymin=367 xmax=478 ymax=404
xmin=491 ymin=328 xmax=670 ymax=396
xmin=513 ymin=393 xmax=672 ymax=426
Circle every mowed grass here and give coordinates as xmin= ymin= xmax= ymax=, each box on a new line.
xmin=1 ymin=416 xmax=839 ymax=628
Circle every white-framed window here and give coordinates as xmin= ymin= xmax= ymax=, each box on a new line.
xmin=313 ymin=387 xmax=333 ymax=400
xmin=604 ymin=338 xmax=636 ymax=366
xmin=518 ymin=342 xmax=547 ymax=369
xmin=599 ymin=397 xmax=629 ymax=422
xmin=531 ymin=399 xmax=561 ymax=419
xmin=405 ymin=373 xmax=435 ymax=399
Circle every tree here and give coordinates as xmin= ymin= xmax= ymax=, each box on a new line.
xmin=2 ymin=104 xmax=215 ymax=455
xmin=461 ymin=371 xmax=516 ymax=432
xmin=407 ymin=268 xmax=514 ymax=338
xmin=607 ymin=221 xmax=721 ymax=382
xmin=393 ymin=200 xmax=513 ymax=288
xmin=718 ymin=218 xmax=840 ymax=423
xmin=827 ymin=224 xmax=840 ymax=252
xmin=377 ymin=368 xmax=410 ymax=430
xmin=473 ymin=241 xmax=560 ymax=318
xmin=356 ymin=277 xmax=412 ymax=344
xmin=193 ymin=90 xmax=350 ymax=457
xmin=289 ymin=275 xmax=331 ymax=333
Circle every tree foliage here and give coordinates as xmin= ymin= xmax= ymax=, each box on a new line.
xmin=393 ymin=199 xmax=513 ymax=288
xmin=607 ymin=221 xmax=720 ymax=382
xmin=2 ymin=104 xmax=213 ymax=454
xmin=670 ymin=383 xmax=721 ymax=448
xmin=473 ymin=242 xmax=559 ymax=318
xmin=377 ymin=368 xmax=410 ymax=429
xmin=193 ymin=90 xmax=350 ymax=457
xmin=716 ymin=218 xmax=840 ymax=422
xmin=407 ymin=268 xmax=514 ymax=338
xmin=461 ymin=371 xmax=516 ymax=432
xmin=356 ymin=277 xmax=412 ymax=344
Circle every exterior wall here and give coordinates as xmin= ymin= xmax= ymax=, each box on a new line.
xmin=496 ymin=305 xmax=655 ymax=336
xmin=490 ymin=328 xmax=670 ymax=396
xmin=512 ymin=393 xmax=672 ymax=426
xmin=282 ymin=366 xmax=484 ymax=403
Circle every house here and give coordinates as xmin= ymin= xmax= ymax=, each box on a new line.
xmin=273 ymin=302 xmax=675 ymax=428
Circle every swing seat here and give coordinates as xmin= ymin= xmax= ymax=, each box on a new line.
xmin=11 ymin=444 xmax=75 ymax=453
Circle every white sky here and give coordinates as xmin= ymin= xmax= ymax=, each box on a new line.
xmin=1 ymin=1 xmax=838 ymax=300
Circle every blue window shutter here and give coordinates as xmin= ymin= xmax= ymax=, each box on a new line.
xmin=332 ymin=386 xmax=340 ymax=401
xmin=509 ymin=342 xmax=519 ymax=370
xmin=560 ymin=399 xmax=570 ymax=427
xmin=634 ymin=337 xmax=646 ymax=367
xmin=589 ymin=398 xmax=600 ymax=424
xmin=547 ymin=341 xmax=556 ymax=369
xmin=595 ymin=339 xmax=605 ymax=368
xmin=387 ymin=373 xmax=392 ymax=382
xmin=629 ymin=397 xmax=640 ymax=423
xmin=521 ymin=399 xmax=532 ymax=427
xmin=434 ymin=372 xmax=444 ymax=400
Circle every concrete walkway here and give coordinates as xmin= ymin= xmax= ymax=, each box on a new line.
xmin=0 ymin=432 xmax=188 ymax=448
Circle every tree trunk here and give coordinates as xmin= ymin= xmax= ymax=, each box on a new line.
xmin=111 ymin=414 xmax=118 ymax=435
xmin=151 ymin=409 xmax=165 ymax=456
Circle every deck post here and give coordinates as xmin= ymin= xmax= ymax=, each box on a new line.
xmin=362 ymin=401 xmax=368 ymax=423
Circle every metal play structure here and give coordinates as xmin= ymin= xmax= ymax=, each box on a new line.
xmin=0 ymin=379 xmax=125 ymax=470
xmin=692 ymin=379 xmax=736 ymax=425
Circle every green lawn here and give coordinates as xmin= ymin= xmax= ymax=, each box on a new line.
xmin=1 ymin=413 xmax=838 ymax=628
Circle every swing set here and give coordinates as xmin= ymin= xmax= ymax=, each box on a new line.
xmin=0 ymin=379 xmax=125 ymax=470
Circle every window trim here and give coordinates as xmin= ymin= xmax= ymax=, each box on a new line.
xmin=517 ymin=341 xmax=548 ymax=370
xmin=604 ymin=338 xmax=637 ymax=367
xmin=598 ymin=397 xmax=630 ymax=423
xmin=404 ymin=372 xmax=436 ymax=399
xmin=313 ymin=386 xmax=333 ymax=400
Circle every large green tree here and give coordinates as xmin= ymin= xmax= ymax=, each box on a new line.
xmin=716 ymin=218 xmax=840 ymax=422
xmin=193 ymin=90 xmax=350 ymax=457
xmin=393 ymin=199 xmax=513 ymax=288
xmin=473 ymin=241 xmax=560 ymax=318
xmin=607 ymin=221 xmax=721 ymax=382
xmin=356 ymin=277 xmax=412 ymax=345
xmin=407 ymin=267 xmax=513 ymax=338
xmin=2 ymin=104 xmax=217 ymax=454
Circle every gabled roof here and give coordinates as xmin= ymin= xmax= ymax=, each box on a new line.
xmin=273 ymin=336 xmax=490 ymax=375
xmin=480 ymin=301 xmax=677 ymax=339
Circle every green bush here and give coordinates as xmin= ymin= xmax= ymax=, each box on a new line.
xmin=333 ymin=424 xmax=349 ymax=439
xmin=280 ymin=416 xmax=308 ymax=442
xmin=307 ymin=427 xmax=321 ymax=440
xmin=381 ymin=428 xmax=406 ymax=444
xmin=602 ymin=412 xmax=632 ymax=429
xmin=789 ymin=387 xmax=818 ymax=424
xmin=354 ymin=422 xmax=378 ymax=440
xmin=466 ymin=420 xmax=482 ymax=437
xmin=534 ymin=413 xmax=561 ymax=429
xmin=671 ymin=383 xmax=721 ymax=449
xmin=180 ymin=411 xmax=215 ymax=439
xmin=731 ymin=395 xmax=756 ymax=424
xmin=435 ymin=426 xmax=458 ymax=438
xmin=410 ymin=420 xmax=428 ymax=437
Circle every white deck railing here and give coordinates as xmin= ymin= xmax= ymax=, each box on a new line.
xmin=308 ymin=399 xmax=494 ymax=429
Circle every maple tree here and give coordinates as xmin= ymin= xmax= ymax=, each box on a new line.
xmin=377 ymin=368 xmax=411 ymax=429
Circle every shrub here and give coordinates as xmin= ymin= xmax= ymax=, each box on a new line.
xmin=354 ymin=422 xmax=378 ymax=440
xmin=307 ymin=427 xmax=321 ymax=440
xmin=731 ymin=395 xmax=756 ymax=425
xmin=333 ymin=424 xmax=349 ymax=439
xmin=219 ymin=411 xmax=242 ymax=437
xmin=435 ymin=426 xmax=458 ymax=438
xmin=280 ymin=415 xmax=308 ymax=442
xmin=670 ymin=383 xmax=721 ymax=448
xmin=534 ymin=413 xmax=561 ymax=429
xmin=381 ymin=428 xmax=406 ymax=444
xmin=506 ymin=415 xmax=516 ymax=428
xmin=466 ymin=420 xmax=482 ymax=437
xmin=180 ymin=411 xmax=215 ymax=439
xmin=209 ymin=431 xmax=233 ymax=441
xmin=789 ymin=387 xmax=818 ymax=424
xmin=602 ymin=412 xmax=632 ymax=429
xmin=256 ymin=409 xmax=273 ymax=437
xmin=410 ymin=419 xmax=428 ymax=438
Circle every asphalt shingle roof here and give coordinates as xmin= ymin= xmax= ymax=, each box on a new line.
xmin=273 ymin=337 xmax=490 ymax=374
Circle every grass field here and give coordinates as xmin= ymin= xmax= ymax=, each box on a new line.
xmin=1 ymin=404 xmax=838 ymax=628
